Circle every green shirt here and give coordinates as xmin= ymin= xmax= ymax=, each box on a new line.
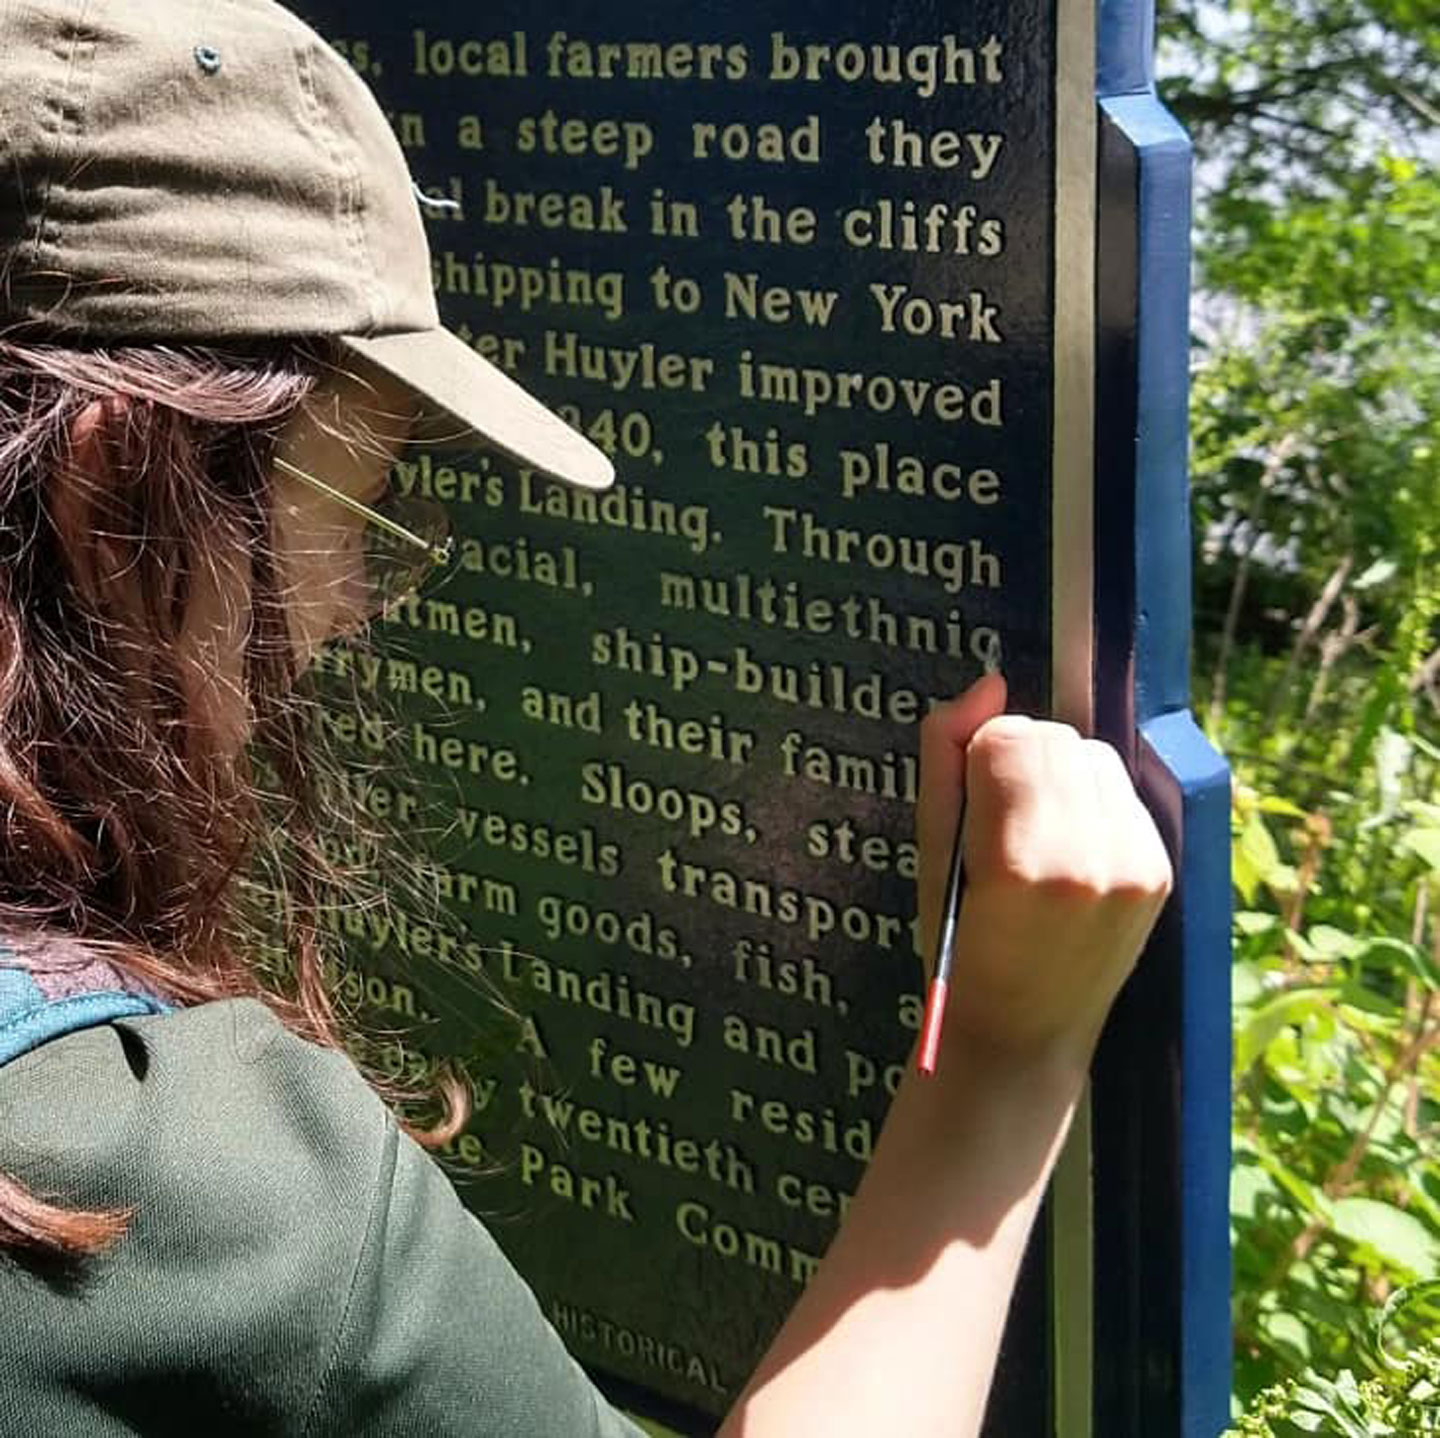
xmin=0 ymin=997 xmax=646 ymax=1436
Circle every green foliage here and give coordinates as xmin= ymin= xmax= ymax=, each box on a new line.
xmin=1228 ymin=769 xmax=1440 ymax=1401
xmin=1225 ymin=1354 xmax=1440 ymax=1437
xmin=1156 ymin=0 xmax=1440 ymax=1425
xmin=1224 ymin=1285 xmax=1440 ymax=1434
xmin=1158 ymin=0 xmax=1440 ymax=207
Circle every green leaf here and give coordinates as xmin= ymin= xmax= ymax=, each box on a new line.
xmin=1237 ymin=910 xmax=1282 ymax=937
xmin=1337 ymin=980 xmax=1406 ymax=1019
xmin=1232 ymin=1161 xmax=1273 ymax=1221
xmin=1400 ymin=827 xmax=1440 ymax=871
xmin=1291 ymin=1369 xmax=1397 ymax=1437
xmin=1258 ymin=1151 xmax=1334 ymax=1222
xmin=1236 ymin=810 xmax=1284 ymax=904
xmin=1285 ymin=929 xmax=1320 ymax=963
xmin=1308 ymin=926 xmax=1361 ymax=960
xmin=1255 ymin=795 xmax=1311 ymax=819
xmin=1353 ymin=557 xmax=1398 ymax=590
xmin=1369 ymin=729 xmax=1414 ymax=824
xmin=1377 ymin=1280 xmax=1440 ymax=1368
xmin=1236 ymin=988 xmax=1336 ymax=1072
xmin=1356 ymin=936 xmax=1440 ymax=991
xmin=1238 ymin=814 xmax=1280 ymax=877
xmin=1329 ymin=1198 xmax=1439 ymax=1276
xmin=1262 ymin=1310 xmax=1315 ymax=1363
xmin=1234 ymin=960 xmax=1270 ymax=1006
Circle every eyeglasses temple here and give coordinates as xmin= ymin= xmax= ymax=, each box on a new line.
xmin=274 ymin=456 xmax=454 ymax=566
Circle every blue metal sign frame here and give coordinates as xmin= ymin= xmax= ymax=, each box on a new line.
xmin=1093 ymin=4 xmax=1232 ymax=1434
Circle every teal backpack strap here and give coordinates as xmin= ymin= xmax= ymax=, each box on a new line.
xmin=0 ymin=963 xmax=170 ymax=1068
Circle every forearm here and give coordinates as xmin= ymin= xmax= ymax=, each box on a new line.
xmin=716 ymin=690 xmax=1170 ymax=1435
xmin=718 ymin=1036 xmax=1084 ymax=1438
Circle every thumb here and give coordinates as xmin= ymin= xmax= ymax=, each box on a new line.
xmin=915 ymin=672 xmax=1007 ymax=965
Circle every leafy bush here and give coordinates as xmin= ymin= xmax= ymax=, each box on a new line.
xmin=1155 ymin=2 xmax=1440 ymax=1419
xmin=1226 ymin=728 xmax=1440 ymax=1403
xmin=1225 ymin=1285 xmax=1440 ymax=1434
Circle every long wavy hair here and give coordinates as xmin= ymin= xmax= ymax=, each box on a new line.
xmin=0 ymin=337 xmax=466 ymax=1257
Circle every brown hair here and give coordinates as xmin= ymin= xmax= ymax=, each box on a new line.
xmin=0 ymin=337 xmax=465 ymax=1257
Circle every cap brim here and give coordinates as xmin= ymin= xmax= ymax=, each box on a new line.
xmin=337 ymin=328 xmax=614 ymax=490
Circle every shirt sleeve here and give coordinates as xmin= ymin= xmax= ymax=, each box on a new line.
xmin=302 ymin=1113 xmax=648 ymax=1438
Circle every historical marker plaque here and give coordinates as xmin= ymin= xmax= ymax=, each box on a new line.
xmin=295 ymin=2 xmax=1231 ymax=1434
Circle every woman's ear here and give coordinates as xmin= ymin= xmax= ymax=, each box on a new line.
xmin=49 ymin=397 xmax=139 ymax=606
xmin=51 ymin=391 xmax=256 ymax=755
xmin=51 ymin=398 xmax=114 ymax=521
xmin=56 ymin=393 xmax=125 ymax=494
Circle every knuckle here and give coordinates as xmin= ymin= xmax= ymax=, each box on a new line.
xmin=1136 ymin=824 xmax=1174 ymax=892
xmin=973 ymin=714 xmax=1034 ymax=748
xmin=1042 ymin=871 xmax=1106 ymax=904
xmin=1151 ymin=854 xmax=1176 ymax=900
xmin=991 ymin=848 xmax=1101 ymax=900
xmin=967 ymin=716 xmax=1037 ymax=776
xmin=1083 ymin=736 xmax=1128 ymax=776
xmin=1113 ymin=849 xmax=1174 ymax=906
xmin=1040 ymin=719 xmax=1083 ymax=742
xmin=1110 ymin=875 xmax=1164 ymax=908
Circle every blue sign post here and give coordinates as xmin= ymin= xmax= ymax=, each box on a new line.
xmin=297 ymin=2 xmax=1231 ymax=1432
xmin=1092 ymin=10 xmax=1232 ymax=1433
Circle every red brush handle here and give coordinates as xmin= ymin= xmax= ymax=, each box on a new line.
xmin=916 ymin=976 xmax=950 ymax=1076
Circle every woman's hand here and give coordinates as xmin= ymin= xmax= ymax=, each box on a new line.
xmin=724 ymin=677 xmax=1173 ymax=1437
xmin=724 ymin=674 xmax=1174 ymax=1438
xmin=916 ymin=675 xmax=1173 ymax=1077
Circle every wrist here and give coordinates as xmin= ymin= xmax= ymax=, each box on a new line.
xmin=921 ymin=1024 xmax=1091 ymax=1118
xmin=937 ymin=982 xmax=1107 ymax=1090
xmin=874 ymin=1027 xmax=1085 ymax=1224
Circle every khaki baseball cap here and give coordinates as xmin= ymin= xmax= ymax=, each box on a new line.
xmin=0 ymin=0 xmax=613 ymax=490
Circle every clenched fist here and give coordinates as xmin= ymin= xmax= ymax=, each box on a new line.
xmin=916 ymin=674 xmax=1173 ymax=1076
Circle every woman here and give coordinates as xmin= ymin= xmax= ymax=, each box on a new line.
xmin=0 ymin=2 xmax=1173 ymax=1434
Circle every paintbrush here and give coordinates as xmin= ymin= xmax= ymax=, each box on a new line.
xmin=916 ymin=652 xmax=1000 ymax=1076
